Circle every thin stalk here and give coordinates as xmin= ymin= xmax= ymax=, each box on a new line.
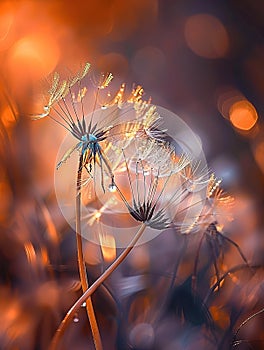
xmin=233 ymin=307 xmax=264 ymax=346
xmin=204 ymin=264 xmax=261 ymax=304
xmin=169 ymin=234 xmax=188 ymax=292
xmin=191 ymin=231 xmax=206 ymax=293
xmin=49 ymin=223 xmax=146 ymax=350
xmin=76 ymin=154 xmax=103 ymax=350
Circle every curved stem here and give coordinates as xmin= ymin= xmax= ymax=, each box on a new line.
xmin=49 ymin=223 xmax=146 ymax=350
xmin=76 ymin=155 xmax=102 ymax=350
xmin=191 ymin=231 xmax=206 ymax=293
xmin=204 ymin=264 xmax=260 ymax=304
xmin=233 ymin=307 xmax=264 ymax=345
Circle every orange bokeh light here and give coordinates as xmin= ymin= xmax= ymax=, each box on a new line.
xmin=229 ymin=100 xmax=258 ymax=131
xmin=184 ymin=14 xmax=229 ymax=59
xmin=8 ymin=32 xmax=60 ymax=81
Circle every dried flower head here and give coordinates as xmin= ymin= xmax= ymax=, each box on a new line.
xmin=113 ymin=138 xmax=209 ymax=232
xmin=33 ymin=64 xmax=166 ymax=192
xmin=205 ymin=174 xmax=234 ymax=225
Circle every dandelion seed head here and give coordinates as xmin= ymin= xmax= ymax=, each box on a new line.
xmin=187 ymin=175 xmax=235 ymax=233
xmin=46 ymin=65 xmax=213 ymax=245
xmin=55 ymin=102 xmax=212 ymax=243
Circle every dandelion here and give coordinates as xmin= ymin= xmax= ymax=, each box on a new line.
xmin=36 ymin=64 xmax=244 ymax=350
xmin=49 ymin=128 xmax=211 ymax=350
xmin=34 ymin=64 xmax=165 ymax=194
xmin=33 ymin=63 xmax=119 ymax=350
xmin=33 ymin=63 xmax=173 ymax=350
xmin=33 ymin=64 xmax=117 ymax=192
xmin=79 ymin=134 xmax=211 ymax=249
xmin=113 ymin=138 xmax=210 ymax=233
xmin=191 ymin=175 xmax=250 ymax=294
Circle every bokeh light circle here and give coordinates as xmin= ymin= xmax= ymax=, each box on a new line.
xmin=184 ymin=14 xmax=229 ymax=59
xmin=229 ymin=100 xmax=258 ymax=131
xmin=8 ymin=32 xmax=60 ymax=80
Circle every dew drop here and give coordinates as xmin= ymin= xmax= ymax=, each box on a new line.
xmin=73 ymin=314 xmax=79 ymax=323
xmin=81 ymin=302 xmax=87 ymax=307
xmin=108 ymin=183 xmax=116 ymax=192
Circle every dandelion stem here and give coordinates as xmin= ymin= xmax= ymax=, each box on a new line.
xmin=49 ymin=223 xmax=146 ymax=350
xmin=76 ymin=154 xmax=103 ymax=350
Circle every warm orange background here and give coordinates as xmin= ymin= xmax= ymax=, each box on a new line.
xmin=0 ymin=1 xmax=264 ymax=349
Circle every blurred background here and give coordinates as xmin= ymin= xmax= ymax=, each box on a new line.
xmin=0 ymin=1 xmax=264 ymax=349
